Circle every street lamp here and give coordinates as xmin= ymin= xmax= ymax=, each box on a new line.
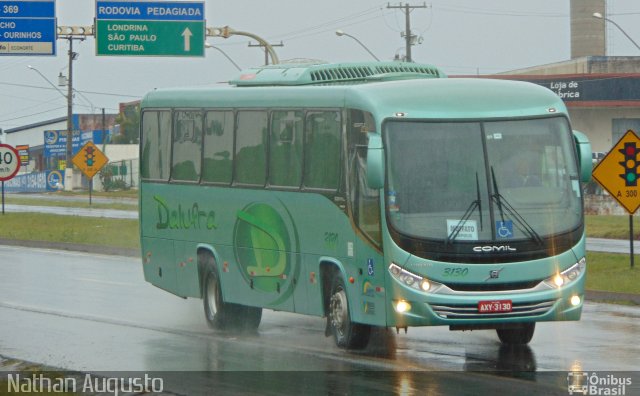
xmin=205 ymin=42 xmax=242 ymax=71
xmin=27 ymin=65 xmax=68 ymax=99
xmin=593 ymin=12 xmax=640 ymax=52
xmin=335 ymin=29 xmax=380 ymax=61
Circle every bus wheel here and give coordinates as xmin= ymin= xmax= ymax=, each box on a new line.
xmin=201 ymin=252 xmax=262 ymax=332
xmin=201 ymin=254 xmax=236 ymax=330
xmin=328 ymin=274 xmax=371 ymax=349
xmin=496 ymin=323 xmax=535 ymax=345
xmin=238 ymin=306 xmax=262 ymax=332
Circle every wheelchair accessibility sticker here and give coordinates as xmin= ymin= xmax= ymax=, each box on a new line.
xmin=496 ymin=220 xmax=513 ymax=239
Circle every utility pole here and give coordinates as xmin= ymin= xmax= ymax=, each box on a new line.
xmin=387 ymin=2 xmax=428 ymax=62
xmin=58 ymin=34 xmax=85 ymax=191
xmin=248 ymin=41 xmax=284 ymax=65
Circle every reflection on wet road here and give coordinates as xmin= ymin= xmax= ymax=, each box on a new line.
xmin=0 ymin=245 xmax=638 ymax=395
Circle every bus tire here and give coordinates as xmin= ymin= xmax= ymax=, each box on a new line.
xmin=328 ymin=273 xmax=371 ymax=349
xmin=202 ymin=255 xmax=233 ymax=330
xmin=238 ymin=306 xmax=262 ymax=332
xmin=496 ymin=323 xmax=535 ymax=345
xmin=200 ymin=252 xmax=262 ymax=332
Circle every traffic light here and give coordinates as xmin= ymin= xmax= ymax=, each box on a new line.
xmin=619 ymin=142 xmax=639 ymax=187
xmin=84 ymin=145 xmax=95 ymax=167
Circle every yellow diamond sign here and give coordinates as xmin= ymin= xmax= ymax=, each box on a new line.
xmin=592 ymin=130 xmax=640 ymax=214
xmin=72 ymin=141 xmax=109 ymax=179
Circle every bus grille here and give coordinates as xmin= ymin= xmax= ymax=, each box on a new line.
xmin=430 ymin=299 xmax=556 ymax=320
xmin=309 ymin=64 xmax=442 ymax=83
xmin=444 ymin=280 xmax=543 ymax=292
xmin=373 ymin=64 xmax=441 ymax=76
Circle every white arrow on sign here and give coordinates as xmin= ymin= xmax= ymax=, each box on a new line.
xmin=182 ymin=27 xmax=192 ymax=52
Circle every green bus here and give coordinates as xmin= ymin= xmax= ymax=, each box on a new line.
xmin=139 ymin=62 xmax=592 ymax=349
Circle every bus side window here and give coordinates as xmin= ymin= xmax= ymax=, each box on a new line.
xmin=304 ymin=111 xmax=341 ymax=190
xmin=203 ymin=111 xmax=234 ymax=184
xmin=235 ymin=111 xmax=268 ymax=186
xmin=172 ymin=111 xmax=203 ymax=182
xmin=270 ymin=110 xmax=303 ymax=187
xmin=141 ymin=110 xmax=171 ymax=181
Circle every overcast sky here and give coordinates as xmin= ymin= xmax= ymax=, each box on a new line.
xmin=0 ymin=0 xmax=639 ymax=130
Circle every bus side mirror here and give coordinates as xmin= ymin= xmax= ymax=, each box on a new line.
xmin=367 ymin=133 xmax=385 ymax=189
xmin=573 ymin=130 xmax=592 ymax=183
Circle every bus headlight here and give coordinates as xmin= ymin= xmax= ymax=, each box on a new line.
xmin=570 ymin=295 xmax=581 ymax=306
xmin=544 ymin=257 xmax=586 ymax=289
xmin=389 ymin=263 xmax=442 ymax=293
xmin=395 ymin=300 xmax=411 ymax=313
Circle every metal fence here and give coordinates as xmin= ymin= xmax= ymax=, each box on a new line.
xmin=97 ymin=158 xmax=139 ymax=191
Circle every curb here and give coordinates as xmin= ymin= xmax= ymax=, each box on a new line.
xmin=585 ymin=290 xmax=640 ymax=305
xmin=0 ymin=239 xmax=138 ymax=258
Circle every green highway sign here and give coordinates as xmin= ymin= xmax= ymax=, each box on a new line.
xmin=95 ymin=1 xmax=204 ymax=57
xmin=96 ymin=20 xmax=204 ymax=56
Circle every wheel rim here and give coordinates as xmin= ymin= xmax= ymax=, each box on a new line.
xmin=206 ymin=275 xmax=218 ymax=318
xmin=330 ymin=287 xmax=348 ymax=338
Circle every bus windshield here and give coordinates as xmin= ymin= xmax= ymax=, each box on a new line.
xmin=384 ymin=117 xmax=582 ymax=243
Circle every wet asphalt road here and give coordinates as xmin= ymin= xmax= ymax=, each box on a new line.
xmin=0 ymin=245 xmax=639 ymax=395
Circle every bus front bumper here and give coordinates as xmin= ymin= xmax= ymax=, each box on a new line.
xmin=386 ymin=277 xmax=584 ymax=328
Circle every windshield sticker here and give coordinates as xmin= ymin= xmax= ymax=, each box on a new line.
xmin=446 ymin=219 xmax=478 ymax=241
xmin=496 ymin=220 xmax=514 ymax=239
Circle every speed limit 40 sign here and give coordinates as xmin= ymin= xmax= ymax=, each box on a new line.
xmin=0 ymin=144 xmax=21 ymax=181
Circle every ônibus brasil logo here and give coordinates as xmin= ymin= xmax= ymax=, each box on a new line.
xmin=567 ymin=372 xmax=632 ymax=395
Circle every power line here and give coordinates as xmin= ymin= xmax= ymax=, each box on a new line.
xmin=248 ymin=41 xmax=284 ymax=65
xmin=268 ymin=5 xmax=384 ymax=40
xmin=0 ymin=106 xmax=66 ymax=123
xmin=433 ymin=5 xmax=566 ymax=18
xmin=0 ymin=81 xmax=141 ymax=98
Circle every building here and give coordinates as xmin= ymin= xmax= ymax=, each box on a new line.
xmin=1 ymin=112 xmax=139 ymax=192
xmin=3 ymin=113 xmax=117 ymax=173
xmin=494 ymin=56 xmax=640 ymax=154
xmin=474 ymin=0 xmax=639 ymax=156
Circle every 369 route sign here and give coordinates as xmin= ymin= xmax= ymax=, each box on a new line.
xmin=0 ymin=143 xmax=21 ymax=181
xmin=592 ymin=130 xmax=640 ymax=214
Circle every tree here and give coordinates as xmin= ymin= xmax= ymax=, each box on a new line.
xmin=113 ymin=103 xmax=140 ymax=144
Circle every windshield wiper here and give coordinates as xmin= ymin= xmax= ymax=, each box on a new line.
xmin=447 ymin=173 xmax=483 ymax=244
xmin=490 ymin=167 xmax=543 ymax=245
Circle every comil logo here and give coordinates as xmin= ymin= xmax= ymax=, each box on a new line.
xmin=567 ymin=372 xmax=632 ymax=395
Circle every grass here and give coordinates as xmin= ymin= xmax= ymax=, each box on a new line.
xmin=59 ymin=189 xmax=138 ymax=199
xmin=585 ymin=215 xmax=640 ymax=240
xmin=3 ymin=194 xmax=634 ymax=239
xmin=0 ymin=213 xmax=139 ymax=249
xmin=585 ymin=252 xmax=640 ymax=295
